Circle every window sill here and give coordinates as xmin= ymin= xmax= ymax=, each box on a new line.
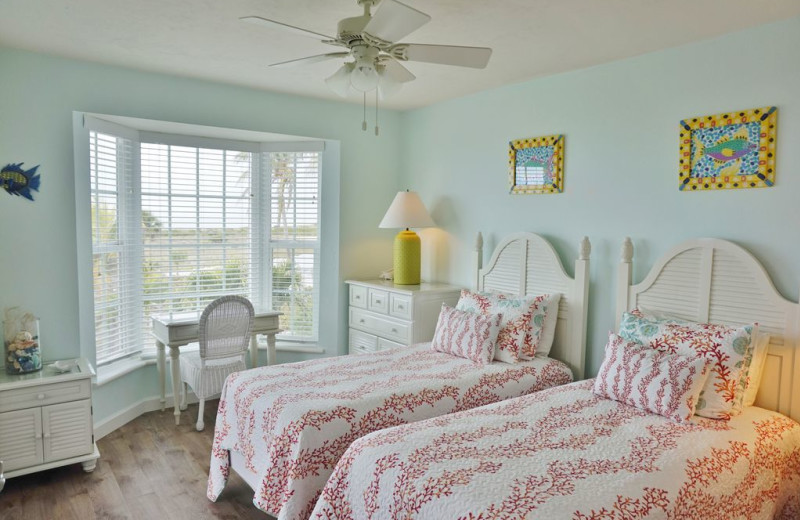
xmin=95 ymin=341 xmax=324 ymax=386
xmin=269 ymin=341 xmax=326 ymax=355
xmin=95 ymin=356 xmax=153 ymax=386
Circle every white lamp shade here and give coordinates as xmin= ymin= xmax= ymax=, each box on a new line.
xmin=379 ymin=191 xmax=435 ymax=229
xmin=325 ymin=63 xmax=354 ymax=98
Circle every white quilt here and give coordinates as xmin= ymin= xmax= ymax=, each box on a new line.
xmin=206 ymin=344 xmax=572 ymax=519
xmin=312 ymin=380 xmax=800 ymax=520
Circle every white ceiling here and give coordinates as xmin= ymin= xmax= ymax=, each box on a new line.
xmin=1 ymin=0 xmax=799 ymax=110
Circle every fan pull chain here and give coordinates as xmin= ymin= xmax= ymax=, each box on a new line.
xmin=375 ymin=90 xmax=380 ymax=136
xmin=362 ymin=92 xmax=367 ymax=131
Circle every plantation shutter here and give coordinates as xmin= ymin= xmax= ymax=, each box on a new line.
xmin=88 ymin=121 xmax=142 ymax=365
xmin=138 ymin=133 xmax=260 ymax=351
xmin=261 ymin=143 xmax=323 ymax=341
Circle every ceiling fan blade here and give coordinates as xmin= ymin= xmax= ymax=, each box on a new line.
xmin=391 ymin=44 xmax=492 ymax=69
xmin=380 ymin=58 xmax=416 ymax=83
xmin=270 ymin=52 xmax=350 ymax=68
xmin=240 ymin=16 xmax=334 ymax=41
xmin=363 ymin=0 xmax=431 ymax=44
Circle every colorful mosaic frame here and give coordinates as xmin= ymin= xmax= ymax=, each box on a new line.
xmin=679 ymin=106 xmax=777 ymax=191
xmin=508 ymin=135 xmax=564 ymax=194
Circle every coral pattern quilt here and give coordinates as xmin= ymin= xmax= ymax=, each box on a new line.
xmin=312 ymin=380 xmax=800 ymax=520
xmin=207 ymin=344 xmax=572 ymax=519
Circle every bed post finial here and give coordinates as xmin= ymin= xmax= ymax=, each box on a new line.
xmin=616 ymin=237 xmax=634 ymax=331
xmin=579 ymin=236 xmax=591 ymax=260
xmin=621 ymin=237 xmax=633 ymax=263
xmin=473 ymin=232 xmax=484 ymax=290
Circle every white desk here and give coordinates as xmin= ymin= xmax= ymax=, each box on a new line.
xmin=151 ymin=310 xmax=281 ymax=425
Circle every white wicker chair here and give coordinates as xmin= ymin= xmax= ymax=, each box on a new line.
xmin=180 ymin=295 xmax=254 ymax=431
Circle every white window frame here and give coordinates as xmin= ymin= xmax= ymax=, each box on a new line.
xmin=261 ymin=143 xmax=324 ymax=343
xmin=75 ymin=115 xmax=325 ymax=367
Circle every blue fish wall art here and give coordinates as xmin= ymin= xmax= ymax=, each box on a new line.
xmin=1 ymin=163 xmax=41 ymax=201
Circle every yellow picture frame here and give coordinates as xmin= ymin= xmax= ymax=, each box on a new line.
xmin=508 ymin=134 xmax=564 ymax=194
xmin=679 ymin=106 xmax=777 ymax=191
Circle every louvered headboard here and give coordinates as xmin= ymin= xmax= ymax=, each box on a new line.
xmin=616 ymin=237 xmax=800 ymax=423
xmin=472 ymin=232 xmax=590 ymax=379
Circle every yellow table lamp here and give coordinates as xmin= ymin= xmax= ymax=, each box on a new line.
xmin=379 ymin=190 xmax=435 ymax=285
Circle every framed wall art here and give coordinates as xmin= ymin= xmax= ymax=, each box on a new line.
xmin=679 ymin=106 xmax=777 ymax=191
xmin=508 ymin=134 xmax=564 ymax=194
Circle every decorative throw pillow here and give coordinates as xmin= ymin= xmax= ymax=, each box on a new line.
xmin=456 ymin=290 xmax=537 ymax=363
xmin=619 ymin=310 xmax=757 ymax=420
xmin=430 ymin=304 xmax=502 ymax=365
xmin=520 ymin=293 xmax=561 ymax=359
xmin=593 ymin=332 xmax=711 ymax=423
xmin=743 ymin=333 xmax=770 ymax=407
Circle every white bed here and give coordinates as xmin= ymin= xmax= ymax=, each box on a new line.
xmin=208 ymin=232 xmax=591 ymax=519
xmin=311 ymin=237 xmax=800 ymax=519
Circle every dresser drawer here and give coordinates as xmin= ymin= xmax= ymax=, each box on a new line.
xmin=367 ymin=289 xmax=389 ymax=314
xmin=349 ymin=284 xmax=367 ymax=309
xmin=389 ymin=293 xmax=412 ymax=320
xmin=349 ymin=328 xmax=378 ymax=354
xmin=349 ymin=308 xmax=410 ymax=344
xmin=378 ymin=337 xmax=405 ymax=351
xmin=0 ymin=379 xmax=91 ymax=414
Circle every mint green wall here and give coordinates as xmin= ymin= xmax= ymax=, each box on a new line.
xmin=0 ymin=48 xmax=401 ymax=423
xmin=399 ymin=17 xmax=800 ymax=376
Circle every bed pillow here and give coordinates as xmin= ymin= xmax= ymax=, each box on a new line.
xmin=431 ymin=304 xmax=502 ymax=365
xmin=594 ymin=332 xmax=711 ymax=423
xmin=520 ymin=293 xmax=561 ymax=359
xmin=623 ymin=309 xmax=760 ymax=416
xmin=743 ymin=333 xmax=770 ymax=407
xmin=619 ymin=310 xmax=757 ymax=420
xmin=455 ymin=290 xmax=537 ymax=363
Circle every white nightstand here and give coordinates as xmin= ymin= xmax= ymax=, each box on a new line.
xmin=346 ymin=280 xmax=462 ymax=354
xmin=0 ymin=358 xmax=99 ymax=482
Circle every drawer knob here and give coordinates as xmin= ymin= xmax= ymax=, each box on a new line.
xmin=359 ymin=319 xmax=365 ymax=324
xmin=355 ymin=295 xmax=361 ymax=299
xmin=391 ymin=328 xmax=398 ymax=333
xmin=375 ymin=299 xmax=382 ymax=304
xmin=398 ymin=305 xmax=404 ymax=309
xmin=37 ymin=393 xmax=45 ymax=400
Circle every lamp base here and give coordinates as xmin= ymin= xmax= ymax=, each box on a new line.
xmin=393 ymin=230 xmax=421 ymax=285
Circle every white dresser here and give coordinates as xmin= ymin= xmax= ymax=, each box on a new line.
xmin=0 ymin=358 xmax=99 ymax=482
xmin=346 ymin=280 xmax=461 ymax=354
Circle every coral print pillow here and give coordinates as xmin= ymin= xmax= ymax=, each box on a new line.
xmin=455 ymin=290 xmax=538 ymax=363
xmin=594 ymin=333 xmax=711 ymax=423
xmin=519 ymin=293 xmax=560 ymax=360
xmin=619 ymin=310 xmax=757 ymax=420
xmin=431 ymin=304 xmax=502 ymax=365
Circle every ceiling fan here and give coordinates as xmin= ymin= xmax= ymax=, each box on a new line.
xmin=241 ymin=0 xmax=492 ymax=101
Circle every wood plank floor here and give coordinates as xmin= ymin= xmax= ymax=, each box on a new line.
xmin=1 ymin=401 xmax=273 ymax=520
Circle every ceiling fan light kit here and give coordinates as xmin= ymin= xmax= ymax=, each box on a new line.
xmin=242 ymin=0 xmax=492 ymax=134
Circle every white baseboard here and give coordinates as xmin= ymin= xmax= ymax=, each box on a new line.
xmin=94 ymin=392 xmax=199 ymax=440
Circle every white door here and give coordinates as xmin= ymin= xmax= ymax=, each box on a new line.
xmin=42 ymin=400 xmax=93 ymax=463
xmin=0 ymin=408 xmax=44 ymax=471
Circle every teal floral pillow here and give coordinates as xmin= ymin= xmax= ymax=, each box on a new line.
xmin=619 ymin=310 xmax=757 ymax=420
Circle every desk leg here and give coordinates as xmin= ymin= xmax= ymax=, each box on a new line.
xmin=156 ymin=341 xmax=166 ymax=411
xmin=250 ymin=334 xmax=258 ymax=369
xmin=267 ymin=333 xmax=277 ymax=366
xmin=170 ymin=346 xmax=181 ymax=425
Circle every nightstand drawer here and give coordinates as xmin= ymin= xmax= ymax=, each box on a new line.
xmin=349 ymin=329 xmax=378 ymax=354
xmin=368 ymin=289 xmax=389 ymax=314
xmin=349 ymin=285 xmax=367 ymax=309
xmin=0 ymin=379 xmax=91 ymax=414
xmin=389 ymin=293 xmax=412 ymax=319
xmin=349 ymin=308 xmax=410 ymax=344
